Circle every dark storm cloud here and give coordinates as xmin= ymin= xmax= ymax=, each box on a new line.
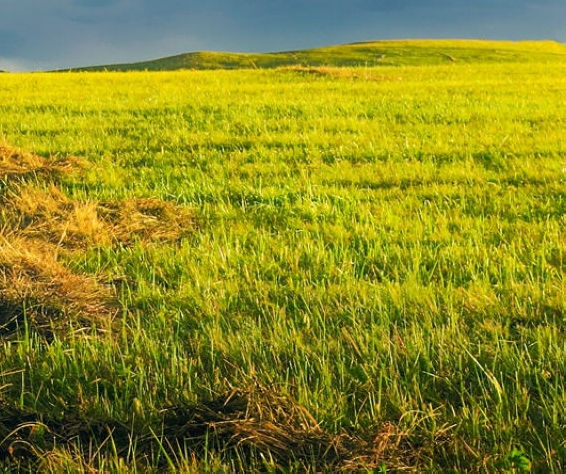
xmin=1 ymin=0 xmax=565 ymax=71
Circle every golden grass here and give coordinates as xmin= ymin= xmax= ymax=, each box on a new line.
xmin=0 ymin=143 xmax=195 ymax=339
xmin=0 ymin=235 xmax=119 ymax=338
xmin=3 ymin=186 xmax=195 ymax=249
xmin=0 ymin=142 xmax=83 ymax=181
xmin=97 ymin=196 xmax=196 ymax=246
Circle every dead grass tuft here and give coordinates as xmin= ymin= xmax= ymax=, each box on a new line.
xmin=160 ymin=387 xmax=428 ymax=471
xmin=278 ymin=65 xmax=391 ymax=82
xmin=163 ymin=387 xmax=336 ymax=465
xmin=0 ymin=142 xmax=83 ymax=182
xmin=0 ymin=143 xmax=195 ymax=339
xmin=0 ymin=235 xmax=119 ymax=338
xmin=97 ymin=197 xmax=196 ymax=246
xmin=2 ymin=186 xmax=195 ymax=249
xmin=0 ymin=386 xmax=439 ymax=471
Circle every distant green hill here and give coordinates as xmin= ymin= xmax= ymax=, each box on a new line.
xmin=67 ymin=39 xmax=566 ymax=71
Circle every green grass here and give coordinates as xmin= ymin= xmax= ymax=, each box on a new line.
xmin=1 ymin=42 xmax=566 ymax=471
xmin=67 ymin=39 xmax=566 ymax=71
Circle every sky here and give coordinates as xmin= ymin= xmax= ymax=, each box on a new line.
xmin=1 ymin=0 xmax=565 ymax=71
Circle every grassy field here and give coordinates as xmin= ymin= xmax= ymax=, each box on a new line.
xmin=0 ymin=42 xmax=565 ymax=472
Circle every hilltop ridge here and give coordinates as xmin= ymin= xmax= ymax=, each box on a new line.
xmin=65 ymin=39 xmax=566 ymax=71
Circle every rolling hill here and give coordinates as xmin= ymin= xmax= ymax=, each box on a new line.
xmin=67 ymin=39 xmax=566 ymax=71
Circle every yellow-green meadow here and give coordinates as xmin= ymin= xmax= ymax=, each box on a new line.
xmin=0 ymin=41 xmax=565 ymax=471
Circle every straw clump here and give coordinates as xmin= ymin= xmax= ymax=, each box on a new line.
xmin=159 ymin=387 xmax=427 ymax=471
xmin=0 ymin=142 xmax=83 ymax=182
xmin=0 ymin=235 xmax=119 ymax=337
xmin=2 ymin=186 xmax=195 ymax=249
xmin=97 ymin=197 xmax=196 ymax=246
xmin=279 ymin=65 xmax=391 ymax=81
xmin=0 ymin=143 xmax=195 ymax=339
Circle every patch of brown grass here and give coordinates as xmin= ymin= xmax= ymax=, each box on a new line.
xmin=278 ymin=65 xmax=392 ymax=81
xmin=0 ymin=143 xmax=195 ymax=339
xmin=0 ymin=386 xmax=445 ymax=471
xmin=2 ymin=185 xmax=195 ymax=249
xmin=0 ymin=235 xmax=119 ymax=338
xmin=97 ymin=197 xmax=196 ymax=246
xmin=159 ymin=387 xmax=440 ymax=471
xmin=0 ymin=142 xmax=83 ymax=182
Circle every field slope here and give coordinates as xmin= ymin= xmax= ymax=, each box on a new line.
xmin=67 ymin=39 xmax=566 ymax=71
xmin=0 ymin=45 xmax=565 ymax=472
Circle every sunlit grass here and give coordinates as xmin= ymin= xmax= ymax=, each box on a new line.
xmin=69 ymin=39 xmax=566 ymax=71
xmin=0 ymin=50 xmax=565 ymax=471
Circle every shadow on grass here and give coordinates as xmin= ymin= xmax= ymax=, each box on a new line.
xmin=0 ymin=386 xmax=432 ymax=472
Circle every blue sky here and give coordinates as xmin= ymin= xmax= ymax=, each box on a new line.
xmin=1 ymin=0 xmax=565 ymax=71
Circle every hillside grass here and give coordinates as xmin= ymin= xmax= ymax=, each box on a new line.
xmin=68 ymin=39 xmax=566 ymax=71
xmin=0 ymin=49 xmax=565 ymax=471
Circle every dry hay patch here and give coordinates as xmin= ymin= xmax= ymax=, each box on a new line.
xmin=2 ymin=185 xmax=195 ymax=249
xmin=97 ymin=197 xmax=196 ymax=246
xmin=0 ymin=143 xmax=195 ymax=339
xmin=0 ymin=386 xmax=437 ymax=471
xmin=278 ymin=65 xmax=391 ymax=82
xmin=160 ymin=387 xmax=430 ymax=471
xmin=0 ymin=142 xmax=83 ymax=182
xmin=0 ymin=235 xmax=120 ymax=339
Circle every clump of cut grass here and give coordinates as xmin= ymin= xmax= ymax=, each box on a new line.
xmin=97 ymin=197 xmax=196 ymax=247
xmin=163 ymin=387 xmax=341 ymax=466
xmin=0 ymin=142 xmax=83 ymax=182
xmin=278 ymin=65 xmax=390 ymax=81
xmin=2 ymin=185 xmax=109 ymax=249
xmin=0 ymin=144 xmax=121 ymax=338
xmin=0 ymin=235 xmax=120 ymax=339
xmin=0 ymin=143 xmax=195 ymax=339
xmin=3 ymin=186 xmax=195 ymax=249
xmin=172 ymin=387 xmax=440 ymax=471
